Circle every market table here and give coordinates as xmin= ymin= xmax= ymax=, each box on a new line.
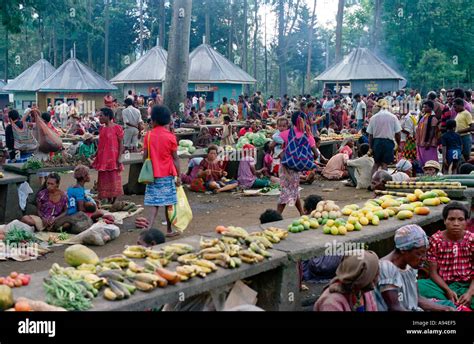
xmin=12 ymin=235 xmax=291 ymax=311
xmin=0 ymin=171 xmax=27 ymax=223
xmin=319 ymin=140 xmax=341 ymax=159
xmin=175 ymin=130 xmax=198 ymax=143
xmin=10 ymin=203 xmax=455 ymax=311
xmin=3 ymin=153 xmax=145 ymax=196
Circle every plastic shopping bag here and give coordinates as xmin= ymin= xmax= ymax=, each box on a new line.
xmin=167 ymin=186 xmax=193 ymax=232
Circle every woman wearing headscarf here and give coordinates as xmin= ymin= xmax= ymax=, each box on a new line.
xmin=314 ymin=250 xmax=380 ymax=312
xmin=277 ymin=111 xmax=316 ymax=215
xmin=374 ymin=224 xmax=455 ymax=311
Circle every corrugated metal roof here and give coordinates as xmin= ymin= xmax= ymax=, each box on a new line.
xmin=0 ymin=80 xmax=7 ymax=94
xmin=38 ymin=58 xmax=117 ymax=92
xmin=110 ymin=46 xmax=168 ymax=84
xmin=315 ymin=48 xmax=405 ymax=81
xmin=1 ymin=59 xmax=56 ymax=92
xmin=188 ymin=44 xmax=256 ymax=84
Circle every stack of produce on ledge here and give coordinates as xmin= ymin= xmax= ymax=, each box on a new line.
xmin=385 ymin=180 xmax=466 ymax=190
xmin=21 ymin=154 xmax=91 ymax=170
xmin=235 ymin=131 xmax=271 ymax=150
xmin=414 ymin=174 xmax=474 ymax=188
xmin=178 ymin=139 xmax=196 ymax=155
xmin=319 ymin=133 xmax=361 ymax=142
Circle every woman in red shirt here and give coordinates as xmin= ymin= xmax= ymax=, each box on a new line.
xmin=143 ymin=105 xmax=181 ymax=237
xmin=92 ymin=108 xmax=124 ymax=203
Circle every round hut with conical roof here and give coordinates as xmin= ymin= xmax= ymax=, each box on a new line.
xmin=1 ymin=58 xmax=56 ymax=110
xmin=110 ymin=43 xmax=168 ymax=99
xmin=315 ymin=48 xmax=405 ymax=95
xmin=37 ymin=52 xmax=117 ymax=113
xmin=187 ymin=44 xmax=256 ymax=108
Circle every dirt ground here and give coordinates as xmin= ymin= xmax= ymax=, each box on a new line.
xmin=0 ymin=164 xmax=372 ymax=276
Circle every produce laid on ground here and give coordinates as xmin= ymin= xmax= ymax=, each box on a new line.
xmin=4 ymin=227 xmax=37 ymax=246
xmin=101 ymin=201 xmax=139 ymax=214
xmin=0 ymin=272 xmax=31 ymax=288
xmin=178 ymin=139 xmax=197 ymax=155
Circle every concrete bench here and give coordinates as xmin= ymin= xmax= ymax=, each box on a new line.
xmin=0 ymin=171 xmax=27 ymax=223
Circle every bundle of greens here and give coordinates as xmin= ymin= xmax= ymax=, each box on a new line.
xmin=5 ymin=228 xmax=36 ymax=245
xmin=43 ymin=275 xmax=93 ymax=311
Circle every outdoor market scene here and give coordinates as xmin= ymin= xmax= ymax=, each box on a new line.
xmin=0 ymin=0 xmax=472 ymax=316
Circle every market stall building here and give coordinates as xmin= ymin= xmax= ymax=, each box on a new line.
xmin=187 ymin=44 xmax=256 ymax=109
xmin=1 ymin=58 xmax=56 ymax=111
xmin=37 ymin=53 xmax=117 ymax=113
xmin=110 ymin=44 xmax=167 ymax=100
xmin=315 ymin=48 xmax=405 ymax=95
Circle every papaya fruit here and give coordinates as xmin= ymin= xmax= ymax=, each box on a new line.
xmin=397 ymin=210 xmax=414 ymax=220
xmin=419 ymin=191 xmax=438 ymax=201
xmin=439 ymin=197 xmax=451 ymax=204
xmin=64 ymin=245 xmax=99 ymax=267
xmin=414 ymin=207 xmax=430 ymax=215
xmin=423 ymin=198 xmax=441 ymax=206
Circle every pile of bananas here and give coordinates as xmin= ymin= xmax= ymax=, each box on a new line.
xmin=218 ymin=226 xmax=250 ymax=244
xmin=162 ymin=243 xmax=195 ymax=256
xmin=238 ymin=249 xmax=266 ymax=264
xmin=195 ymin=237 xmax=243 ymax=269
xmin=49 ymin=263 xmax=107 ymax=295
xmin=175 ymin=260 xmax=218 ymax=280
xmin=101 ymin=254 xmax=131 ymax=269
xmin=122 ymin=245 xmax=171 ymax=266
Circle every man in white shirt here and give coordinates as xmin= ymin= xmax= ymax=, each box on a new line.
xmin=59 ymin=101 xmax=69 ymax=129
xmin=122 ymin=98 xmax=143 ymax=152
xmin=346 ymin=143 xmax=374 ymax=189
xmin=354 ymin=94 xmax=366 ymax=130
xmin=367 ymin=100 xmax=401 ymax=176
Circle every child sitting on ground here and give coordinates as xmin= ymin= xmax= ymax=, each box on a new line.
xmin=137 ymin=228 xmax=166 ymax=247
xmin=259 ymin=209 xmax=283 ymax=224
xmin=196 ymin=126 xmax=213 ymax=147
xmin=237 ymin=144 xmax=279 ymax=189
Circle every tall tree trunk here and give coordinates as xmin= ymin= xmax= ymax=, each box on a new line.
xmin=227 ymin=0 xmax=233 ymax=60
xmin=277 ymin=0 xmax=287 ymax=98
xmin=164 ymin=0 xmax=193 ymax=114
xmin=87 ymin=0 xmax=93 ymax=66
xmin=253 ymin=0 xmax=258 ymax=93
xmin=242 ymin=0 xmax=249 ymax=95
xmin=53 ymin=23 xmax=57 ymax=67
xmin=39 ymin=11 xmax=44 ymax=55
xmin=104 ymin=0 xmax=110 ymax=78
xmin=264 ymin=7 xmax=268 ymax=94
xmin=4 ymin=29 xmax=8 ymax=82
xmin=205 ymin=1 xmax=210 ymax=44
xmin=139 ymin=0 xmax=144 ymax=55
xmin=62 ymin=21 xmax=66 ymax=63
xmin=372 ymin=0 xmax=383 ymax=49
xmin=305 ymin=0 xmax=317 ymax=94
xmin=24 ymin=22 xmax=29 ymax=66
xmin=159 ymin=0 xmax=165 ymax=46
xmin=335 ymin=0 xmax=345 ymax=62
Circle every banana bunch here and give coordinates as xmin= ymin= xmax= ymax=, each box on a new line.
xmin=201 ymin=252 xmax=241 ymax=269
xmin=163 ymin=243 xmax=195 ymax=256
xmin=177 ymin=253 xmax=198 ymax=265
xmin=144 ymin=257 xmax=163 ymax=272
xmin=221 ymin=236 xmax=239 ymax=245
xmin=128 ymin=261 xmax=145 ymax=273
xmin=129 ymin=272 xmax=168 ymax=291
xmin=200 ymin=237 xmax=219 ymax=249
xmin=84 ymin=273 xmax=107 ymax=290
xmin=145 ymin=249 xmax=166 ymax=260
xmin=49 ymin=264 xmax=91 ymax=280
xmin=265 ymin=227 xmax=289 ymax=240
xmin=103 ymin=280 xmax=137 ymax=301
xmin=76 ymin=263 xmax=98 ymax=273
xmin=176 ymin=258 xmax=219 ymax=280
xmin=219 ymin=226 xmax=249 ymax=240
xmin=122 ymin=245 xmax=147 ymax=259
xmin=247 ymin=235 xmax=273 ymax=249
xmin=239 ymin=249 xmax=265 ymax=264
xmin=249 ymin=242 xmax=271 ymax=258
xmin=98 ymin=269 xmax=125 ymax=282
xmin=101 ymin=254 xmax=131 ymax=268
